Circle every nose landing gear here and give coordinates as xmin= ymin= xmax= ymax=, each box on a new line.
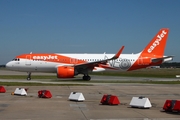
xmin=27 ymin=72 xmax=31 ymax=80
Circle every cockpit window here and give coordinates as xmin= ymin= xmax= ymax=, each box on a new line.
xmin=12 ymin=58 xmax=20 ymax=61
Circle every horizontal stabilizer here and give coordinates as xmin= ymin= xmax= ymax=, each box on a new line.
xmin=151 ymin=56 xmax=174 ymax=63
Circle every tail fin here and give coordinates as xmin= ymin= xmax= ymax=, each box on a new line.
xmin=141 ymin=28 xmax=169 ymax=57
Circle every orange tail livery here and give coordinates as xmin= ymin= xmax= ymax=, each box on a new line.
xmin=128 ymin=28 xmax=172 ymax=71
xmin=6 ymin=28 xmax=173 ymax=81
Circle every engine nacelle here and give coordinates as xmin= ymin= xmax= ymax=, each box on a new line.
xmin=57 ymin=66 xmax=75 ymax=78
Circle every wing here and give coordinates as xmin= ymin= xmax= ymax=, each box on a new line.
xmin=74 ymin=46 xmax=124 ymax=70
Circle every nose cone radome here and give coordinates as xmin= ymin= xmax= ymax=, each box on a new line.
xmin=6 ymin=61 xmax=13 ymax=69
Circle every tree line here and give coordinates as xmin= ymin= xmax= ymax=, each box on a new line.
xmin=160 ymin=62 xmax=180 ymax=68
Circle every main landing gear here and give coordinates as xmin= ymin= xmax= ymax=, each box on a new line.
xmin=82 ymin=75 xmax=91 ymax=81
xmin=27 ymin=72 xmax=31 ymax=81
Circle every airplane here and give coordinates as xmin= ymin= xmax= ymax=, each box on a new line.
xmin=6 ymin=28 xmax=173 ymax=81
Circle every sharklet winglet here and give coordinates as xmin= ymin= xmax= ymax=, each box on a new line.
xmin=111 ymin=46 xmax=124 ymax=60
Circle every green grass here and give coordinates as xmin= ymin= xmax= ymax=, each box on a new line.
xmin=1 ymin=68 xmax=180 ymax=86
xmin=0 ymin=68 xmax=179 ymax=79
xmin=1 ymin=80 xmax=180 ymax=86
xmin=85 ymin=80 xmax=180 ymax=84
xmin=0 ymin=75 xmax=57 ymax=79
xmin=0 ymin=82 xmax=92 ymax=86
xmin=92 ymin=68 xmax=180 ymax=78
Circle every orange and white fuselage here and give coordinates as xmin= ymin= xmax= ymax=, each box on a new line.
xmin=6 ymin=28 xmax=173 ymax=80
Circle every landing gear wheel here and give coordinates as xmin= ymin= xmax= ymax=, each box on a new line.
xmin=27 ymin=77 xmax=31 ymax=81
xmin=82 ymin=75 xmax=91 ymax=81
xmin=27 ymin=72 xmax=31 ymax=81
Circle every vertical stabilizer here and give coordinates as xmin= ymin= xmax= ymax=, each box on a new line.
xmin=141 ymin=28 xmax=169 ymax=57
xmin=128 ymin=28 xmax=170 ymax=71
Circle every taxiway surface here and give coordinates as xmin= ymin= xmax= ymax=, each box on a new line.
xmin=0 ymin=70 xmax=180 ymax=120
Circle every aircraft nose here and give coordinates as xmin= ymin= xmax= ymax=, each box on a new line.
xmin=6 ymin=62 xmax=13 ymax=69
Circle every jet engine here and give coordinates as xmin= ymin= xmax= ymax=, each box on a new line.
xmin=57 ymin=66 xmax=75 ymax=78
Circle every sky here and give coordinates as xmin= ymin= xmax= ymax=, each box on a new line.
xmin=0 ymin=0 xmax=180 ymax=64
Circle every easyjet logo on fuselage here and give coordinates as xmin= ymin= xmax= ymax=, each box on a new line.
xmin=147 ymin=30 xmax=167 ymax=53
xmin=32 ymin=55 xmax=58 ymax=60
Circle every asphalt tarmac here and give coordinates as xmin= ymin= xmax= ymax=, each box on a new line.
xmin=0 ymin=70 xmax=180 ymax=120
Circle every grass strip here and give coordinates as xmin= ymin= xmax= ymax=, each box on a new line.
xmin=91 ymin=68 xmax=180 ymax=78
xmin=0 ymin=82 xmax=92 ymax=86
xmin=0 ymin=68 xmax=179 ymax=79
xmin=0 ymin=75 xmax=57 ymax=79
xmin=1 ymin=80 xmax=180 ymax=86
xmin=86 ymin=80 xmax=180 ymax=84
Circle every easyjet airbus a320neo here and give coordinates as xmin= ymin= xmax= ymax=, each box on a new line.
xmin=6 ymin=28 xmax=173 ymax=81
